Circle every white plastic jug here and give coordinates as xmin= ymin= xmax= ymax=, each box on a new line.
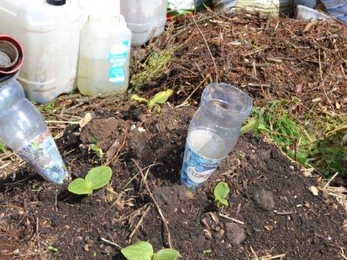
xmin=77 ymin=0 xmax=132 ymax=96
xmin=120 ymin=0 xmax=168 ymax=46
xmin=0 ymin=0 xmax=81 ymax=103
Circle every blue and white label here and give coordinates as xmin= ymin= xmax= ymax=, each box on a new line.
xmin=108 ymin=40 xmax=129 ymax=84
xmin=109 ymin=66 xmax=125 ymax=84
xmin=108 ymin=41 xmax=129 ymax=66
xmin=180 ymin=142 xmax=221 ymax=188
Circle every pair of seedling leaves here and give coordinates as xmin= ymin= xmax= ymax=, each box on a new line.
xmin=67 ymin=165 xmax=112 ymax=195
xmin=121 ymin=241 xmax=181 ymax=260
xmin=131 ymin=89 xmax=173 ymax=113
xmin=214 ymin=181 xmax=230 ymax=208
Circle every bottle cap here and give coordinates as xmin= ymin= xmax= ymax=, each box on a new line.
xmin=0 ymin=35 xmax=24 ymax=77
xmin=46 ymin=0 xmax=66 ymax=6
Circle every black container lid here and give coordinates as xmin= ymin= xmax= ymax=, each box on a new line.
xmin=46 ymin=0 xmax=66 ymax=6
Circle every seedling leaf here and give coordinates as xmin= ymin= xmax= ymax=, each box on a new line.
xmin=47 ymin=245 xmax=58 ymax=252
xmin=131 ymin=94 xmax=149 ymax=104
xmin=214 ymin=182 xmax=230 ymax=207
xmin=149 ymin=89 xmax=173 ymax=107
xmin=0 ymin=141 xmax=6 ymax=153
xmin=68 ymin=166 xmax=112 ymax=195
xmin=241 ymin=118 xmax=260 ymax=135
xmin=85 ymin=166 xmax=112 ymax=190
xmin=67 ymin=178 xmax=93 ymax=195
xmin=155 ymin=248 xmax=181 ymax=260
xmin=121 ymin=241 xmax=153 ymax=260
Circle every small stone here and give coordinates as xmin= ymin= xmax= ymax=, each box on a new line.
xmin=253 ymin=189 xmax=275 ymax=211
xmin=225 ymin=223 xmax=247 ymax=245
xmin=104 ymin=246 xmax=113 ymax=255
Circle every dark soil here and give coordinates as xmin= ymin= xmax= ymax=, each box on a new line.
xmin=1 ymin=10 xmax=347 ymax=260
xmin=1 ymin=104 xmax=346 ymax=260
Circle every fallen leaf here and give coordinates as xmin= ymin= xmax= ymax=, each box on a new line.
xmin=79 ymin=112 xmax=93 ymax=128
xmin=309 ymin=186 xmax=319 ymax=196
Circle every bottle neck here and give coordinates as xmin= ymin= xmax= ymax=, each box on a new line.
xmin=0 ymin=71 xmax=19 ymax=88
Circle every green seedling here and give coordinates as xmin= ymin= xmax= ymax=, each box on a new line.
xmin=0 ymin=141 xmax=7 ymax=153
xmin=121 ymin=241 xmax=181 ymax=260
xmin=67 ymin=166 xmax=112 ymax=195
xmin=213 ymin=182 xmax=230 ymax=208
xmin=47 ymin=245 xmax=58 ymax=252
xmin=203 ymin=249 xmax=213 ymax=255
xmin=131 ymin=89 xmax=173 ymax=113
xmin=87 ymin=137 xmax=104 ymax=158
xmin=89 ymin=143 xmax=104 ymax=158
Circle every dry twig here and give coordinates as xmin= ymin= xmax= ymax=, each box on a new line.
xmin=192 ymin=16 xmax=219 ymax=82
xmin=132 ymin=159 xmax=173 ymax=249
xmin=127 ymin=204 xmax=152 ymax=241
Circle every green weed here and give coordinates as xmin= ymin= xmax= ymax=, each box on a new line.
xmin=252 ymin=102 xmax=307 ymax=152
xmin=308 ymin=131 xmax=347 ymax=177
xmin=131 ymin=49 xmax=175 ymax=89
xmin=0 ymin=141 xmax=7 ymax=153
xmin=252 ymin=99 xmax=347 ymax=177
xmin=37 ymin=100 xmax=57 ymax=113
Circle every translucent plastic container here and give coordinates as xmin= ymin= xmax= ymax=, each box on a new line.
xmin=120 ymin=0 xmax=168 ymax=46
xmin=77 ymin=1 xmax=132 ymax=97
xmin=180 ymin=83 xmax=253 ymax=188
xmin=0 ymin=77 xmax=69 ymax=184
xmin=294 ymin=0 xmax=347 ymax=24
xmin=0 ymin=0 xmax=81 ymax=103
xmin=296 ymin=5 xmax=331 ymax=20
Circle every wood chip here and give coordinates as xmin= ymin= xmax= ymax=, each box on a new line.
xmin=309 ymin=186 xmax=319 ymax=196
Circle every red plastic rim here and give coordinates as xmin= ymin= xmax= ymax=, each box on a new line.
xmin=0 ymin=35 xmax=24 ymax=76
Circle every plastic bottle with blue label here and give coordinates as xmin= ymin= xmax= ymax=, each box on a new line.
xmin=77 ymin=0 xmax=132 ymax=96
xmin=180 ymin=83 xmax=252 ymax=188
xmin=0 ymin=35 xmax=69 ymax=184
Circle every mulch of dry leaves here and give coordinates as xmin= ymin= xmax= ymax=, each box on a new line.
xmin=135 ymin=9 xmax=347 ymax=119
